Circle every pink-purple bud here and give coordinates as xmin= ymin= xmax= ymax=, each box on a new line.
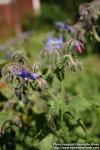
xmin=74 ymin=42 xmax=83 ymax=53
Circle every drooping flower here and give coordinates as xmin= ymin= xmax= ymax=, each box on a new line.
xmin=40 ymin=37 xmax=63 ymax=68
xmin=74 ymin=41 xmax=83 ymax=53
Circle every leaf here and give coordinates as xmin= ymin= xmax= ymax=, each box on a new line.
xmin=39 ymin=133 xmax=56 ymax=150
xmin=66 ymin=95 xmax=92 ymax=114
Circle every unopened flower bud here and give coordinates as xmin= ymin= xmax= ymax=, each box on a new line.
xmin=35 ymin=78 xmax=46 ymax=91
xmin=74 ymin=41 xmax=83 ymax=53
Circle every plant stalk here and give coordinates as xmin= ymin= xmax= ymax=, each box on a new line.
xmin=60 ymin=79 xmax=65 ymax=128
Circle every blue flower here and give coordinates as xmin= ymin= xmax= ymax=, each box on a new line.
xmin=13 ymin=67 xmax=39 ymax=80
xmin=54 ymin=21 xmax=77 ymax=35
xmin=20 ymin=68 xmax=30 ymax=78
xmin=46 ymin=37 xmax=63 ymax=49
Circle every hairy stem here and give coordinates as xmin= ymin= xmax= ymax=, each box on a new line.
xmin=60 ymin=80 xmax=65 ymax=128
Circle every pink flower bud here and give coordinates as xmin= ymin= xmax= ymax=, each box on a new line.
xmin=74 ymin=42 xmax=83 ymax=53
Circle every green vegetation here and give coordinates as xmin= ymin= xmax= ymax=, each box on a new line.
xmin=0 ymin=31 xmax=100 ymax=149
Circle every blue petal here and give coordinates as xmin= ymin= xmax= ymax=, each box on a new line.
xmin=57 ymin=44 xmax=62 ymax=49
xmin=29 ymin=73 xmax=39 ymax=80
xmin=21 ymin=68 xmax=29 ymax=78
xmin=46 ymin=37 xmax=54 ymax=46
xmin=48 ymin=37 xmax=54 ymax=41
xmin=58 ymin=37 xmax=63 ymax=41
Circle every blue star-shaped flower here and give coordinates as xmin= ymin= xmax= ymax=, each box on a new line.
xmin=46 ymin=37 xmax=63 ymax=49
xmin=13 ymin=67 xmax=39 ymax=80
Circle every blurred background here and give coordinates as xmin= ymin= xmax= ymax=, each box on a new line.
xmin=0 ymin=0 xmax=91 ymax=38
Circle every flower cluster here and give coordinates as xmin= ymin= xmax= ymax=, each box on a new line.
xmin=40 ymin=37 xmax=83 ymax=81
xmin=1 ymin=21 xmax=84 ymax=103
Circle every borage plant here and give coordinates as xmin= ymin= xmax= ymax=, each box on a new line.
xmin=1 ymin=33 xmax=85 ymax=149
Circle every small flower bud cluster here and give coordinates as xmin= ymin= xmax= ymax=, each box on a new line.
xmin=40 ymin=37 xmax=83 ymax=80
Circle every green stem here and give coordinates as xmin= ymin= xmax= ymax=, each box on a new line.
xmin=63 ymin=39 xmax=75 ymax=53
xmin=60 ymin=80 xmax=65 ymax=128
